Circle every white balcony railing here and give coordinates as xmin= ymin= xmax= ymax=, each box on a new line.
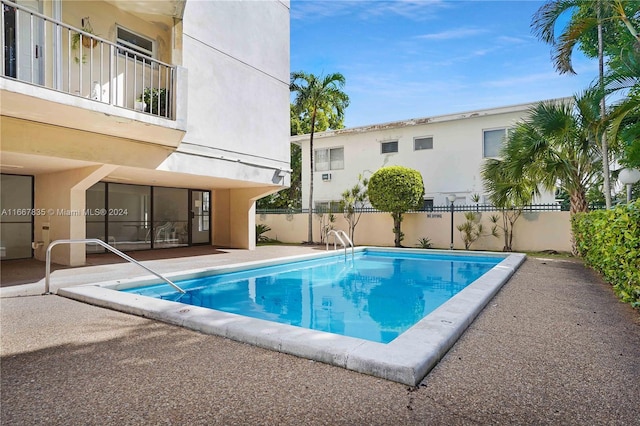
xmin=1 ymin=0 xmax=175 ymax=119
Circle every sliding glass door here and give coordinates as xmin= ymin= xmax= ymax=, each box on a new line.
xmin=153 ymin=187 xmax=188 ymax=248
xmin=190 ymin=190 xmax=210 ymax=244
xmin=85 ymin=182 xmax=210 ymax=253
xmin=0 ymin=174 xmax=33 ymax=259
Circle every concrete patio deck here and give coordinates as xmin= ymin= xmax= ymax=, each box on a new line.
xmin=1 ymin=246 xmax=639 ymax=424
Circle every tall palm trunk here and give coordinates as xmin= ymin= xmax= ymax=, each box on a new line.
xmin=570 ymin=188 xmax=588 ymax=214
xmin=569 ymin=188 xmax=588 ymax=256
xmin=597 ymin=1 xmax=612 ymax=209
xmin=307 ymin=108 xmax=317 ymax=243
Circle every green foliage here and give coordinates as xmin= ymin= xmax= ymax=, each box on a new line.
xmin=71 ymin=21 xmax=97 ymax=63
xmin=317 ymin=213 xmax=335 ymax=244
xmin=531 ymin=1 xmax=640 ymax=207
xmin=532 ymin=0 xmax=640 ymax=75
xmin=481 ymin=97 xmax=600 ymax=215
xmin=416 ymin=237 xmax=432 ymax=249
xmin=457 ymin=212 xmax=484 ymax=250
xmin=368 ymin=166 xmax=424 ymax=247
xmin=572 ymin=1 xmax=640 ymax=72
xmin=340 ymin=174 xmax=369 ymax=244
xmin=290 ymin=71 xmax=350 ymax=243
xmin=456 ymin=212 xmax=499 ymax=250
xmin=257 ymin=142 xmax=302 ymax=210
xmin=488 ymin=212 xmax=518 ymax=251
xmin=142 ymin=88 xmax=168 ymax=116
xmin=572 ymin=201 xmax=640 ymax=307
xmin=255 ymin=223 xmax=272 ymax=243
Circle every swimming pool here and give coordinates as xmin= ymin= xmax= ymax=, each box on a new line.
xmin=59 ymin=247 xmax=526 ymax=385
xmin=123 ymin=251 xmax=502 ymax=344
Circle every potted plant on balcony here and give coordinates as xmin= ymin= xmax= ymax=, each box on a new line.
xmin=134 ymin=96 xmax=146 ymax=112
xmin=142 ymin=87 xmax=169 ymax=117
xmin=71 ymin=17 xmax=98 ymax=63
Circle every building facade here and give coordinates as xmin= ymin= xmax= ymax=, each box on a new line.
xmin=291 ymin=100 xmax=563 ymax=211
xmin=1 ymin=0 xmax=290 ymax=265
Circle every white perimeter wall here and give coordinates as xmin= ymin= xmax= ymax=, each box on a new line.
xmin=257 ymin=211 xmax=572 ymax=253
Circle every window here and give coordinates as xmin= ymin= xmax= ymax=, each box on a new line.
xmin=414 ymin=137 xmax=433 ymax=151
xmin=483 ymin=129 xmax=507 ymax=158
xmin=315 ymin=201 xmax=340 ymax=213
xmin=422 ymin=198 xmax=434 ymax=211
xmin=314 ymin=147 xmax=344 ymax=171
xmin=381 ymin=141 xmax=398 ymax=154
xmin=117 ymin=26 xmax=154 ymax=59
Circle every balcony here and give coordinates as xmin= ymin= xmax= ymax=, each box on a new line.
xmin=1 ymin=0 xmax=186 ymax=147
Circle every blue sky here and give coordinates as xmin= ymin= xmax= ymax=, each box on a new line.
xmin=290 ymin=0 xmax=598 ymax=128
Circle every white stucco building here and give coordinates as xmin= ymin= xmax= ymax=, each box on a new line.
xmin=1 ymin=0 xmax=290 ymax=265
xmin=292 ymin=100 xmax=563 ymax=211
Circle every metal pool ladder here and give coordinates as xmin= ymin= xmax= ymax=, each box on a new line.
xmin=44 ymin=239 xmax=185 ymax=295
xmin=326 ymin=230 xmax=354 ymax=262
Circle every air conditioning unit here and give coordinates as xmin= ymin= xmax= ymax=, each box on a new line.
xmin=322 ymin=173 xmax=331 ymax=181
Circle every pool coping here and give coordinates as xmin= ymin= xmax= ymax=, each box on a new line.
xmin=57 ymin=247 xmax=526 ymax=386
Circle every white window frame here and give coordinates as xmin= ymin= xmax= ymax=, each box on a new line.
xmin=483 ymin=128 xmax=508 ymax=158
xmin=314 ymin=147 xmax=344 ymax=171
xmin=381 ymin=140 xmax=398 ymax=154
xmin=414 ymin=136 xmax=433 ymax=151
xmin=116 ymin=25 xmax=155 ymax=59
xmin=314 ymin=201 xmax=340 ymax=213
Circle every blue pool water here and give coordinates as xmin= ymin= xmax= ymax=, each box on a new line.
xmin=123 ymin=250 xmax=502 ymax=343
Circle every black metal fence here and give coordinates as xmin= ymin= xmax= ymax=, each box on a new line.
xmin=257 ymin=203 xmax=605 ymax=215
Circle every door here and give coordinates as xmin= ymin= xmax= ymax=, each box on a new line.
xmin=190 ymin=190 xmax=210 ymax=244
xmin=3 ymin=0 xmax=42 ymax=83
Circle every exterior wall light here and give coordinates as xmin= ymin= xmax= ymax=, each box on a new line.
xmin=619 ymin=168 xmax=640 ymax=203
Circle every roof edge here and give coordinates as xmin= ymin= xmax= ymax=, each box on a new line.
xmin=290 ymin=97 xmax=573 ymax=142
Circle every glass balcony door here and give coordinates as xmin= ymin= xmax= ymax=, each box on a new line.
xmin=190 ymin=190 xmax=210 ymax=244
xmin=3 ymin=0 xmax=43 ymax=83
xmin=153 ymin=187 xmax=188 ymax=248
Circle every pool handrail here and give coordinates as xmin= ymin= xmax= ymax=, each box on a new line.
xmin=326 ymin=230 xmax=354 ymax=262
xmin=44 ymin=239 xmax=185 ymax=295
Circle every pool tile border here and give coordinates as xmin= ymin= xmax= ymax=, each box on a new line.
xmin=58 ymin=247 xmax=526 ymax=386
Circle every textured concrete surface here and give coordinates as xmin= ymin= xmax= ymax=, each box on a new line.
xmin=1 ymin=247 xmax=639 ymax=425
xmin=57 ymin=248 xmax=525 ymax=386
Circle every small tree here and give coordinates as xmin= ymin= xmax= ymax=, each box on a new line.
xmin=340 ymin=174 xmax=369 ymax=244
xmin=481 ymin=156 xmax=535 ymax=252
xmin=255 ymin=224 xmax=272 ymax=243
xmin=368 ymin=166 xmax=424 ymax=247
xmin=457 ymin=212 xmax=497 ymax=250
xmin=317 ymin=211 xmax=335 ymax=244
xmin=488 ymin=210 xmax=522 ymax=252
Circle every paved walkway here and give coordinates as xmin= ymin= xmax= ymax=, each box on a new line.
xmin=1 ymin=247 xmax=639 ymax=425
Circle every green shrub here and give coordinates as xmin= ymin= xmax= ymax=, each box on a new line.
xmin=256 ymin=223 xmax=272 ymax=243
xmin=416 ymin=237 xmax=432 ymax=249
xmin=368 ymin=166 xmax=424 ymax=247
xmin=572 ymin=201 xmax=640 ymax=308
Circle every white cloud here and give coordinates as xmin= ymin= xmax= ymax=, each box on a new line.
xmin=415 ymin=27 xmax=488 ymax=40
xmin=291 ymin=0 xmax=450 ymax=21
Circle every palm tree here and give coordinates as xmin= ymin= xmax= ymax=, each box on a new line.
xmin=482 ymin=152 xmax=537 ymax=252
xmin=290 ymin=71 xmax=349 ymax=243
xmin=486 ymin=97 xmax=601 ymax=215
xmin=532 ymin=0 xmax=640 ymax=208
xmin=532 ymin=0 xmax=612 ymax=207
xmin=604 ymin=48 xmax=640 ymax=168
